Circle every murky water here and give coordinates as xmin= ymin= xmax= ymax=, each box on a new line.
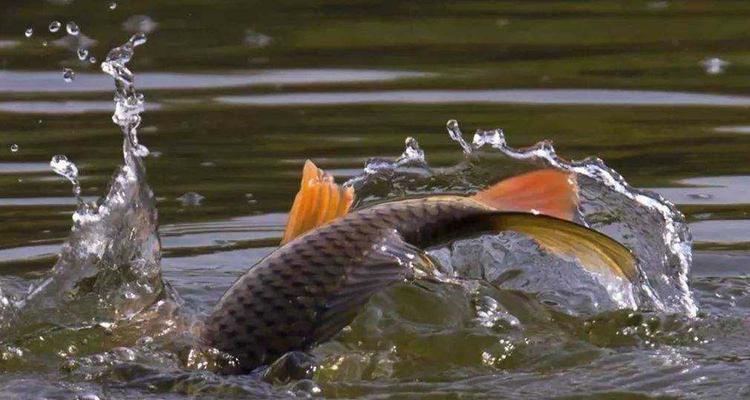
xmin=2 ymin=1 xmax=750 ymax=399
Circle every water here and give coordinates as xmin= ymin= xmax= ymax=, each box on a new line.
xmin=48 ymin=21 xmax=61 ymax=34
xmin=2 ymin=1 xmax=750 ymax=398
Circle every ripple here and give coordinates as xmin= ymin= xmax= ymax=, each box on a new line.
xmin=0 ymin=196 xmax=96 ymax=206
xmin=0 ymin=163 xmax=52 ymax=174
xmin=691 ymin=220 xmax=750 ymax=245
xmin=215 ymin=89 xmax=750 ymax=107
xmin=649 ymin=176 xmax=750 ymax=205
xmin=714 ymin=126 xmax=750 ymax=134
xmin=0 ymin=40 xmax=19 ymax=49
xmin=0 ymin=244 xmax=60 ymax=263
xmin=0 ymin=69 xmax=427 ymax=93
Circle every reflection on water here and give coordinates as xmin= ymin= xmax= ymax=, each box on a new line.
xmin=714 ymin=126 xmax=750 ymax=134
xmin=3 ymin=0 xmax=750 ymax=398
xmin=691 ymin=220 xmax=750 ymax=245
xmin=0 ymin=196 xmax=97 ymax=206
xmin=216 ymin=89 xmax=750 ymax=107
xmin=0 ymin=101 xmax=161 ymax=114
xmin=0 ymin=163 xmax=52 ymax=173
xmin=0 ymin=69 xmax=427 ymax=93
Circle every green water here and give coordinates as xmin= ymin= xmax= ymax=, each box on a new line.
xmin=1 ymin=1 xmax=750 ymax=398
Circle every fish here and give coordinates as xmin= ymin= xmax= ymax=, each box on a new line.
xmin=202 ymin=160 xmax=637 ymax=373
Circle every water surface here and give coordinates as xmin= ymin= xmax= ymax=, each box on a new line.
xmin=2 ymin=1 xmax=750 ymax=399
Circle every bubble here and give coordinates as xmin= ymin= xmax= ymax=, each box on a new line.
xmin=62 ymin=67 xmax=75 ymax=82
xmin=49 ymin=21 xmax=61 ymax=33
xmin=89 ymin=56 xmax=97 ymax=64
xmin=10 ymin=144 xmax=18 ymax=152
xmin=66 ymin=21 xmax=80 ymax=36
xmin=24 ymin=27 xmax=33 ymax=38
xmin=77 ymin=48 xmax=89 ymax=61
xmin=109 ymin=2 xmax=117 ymax=10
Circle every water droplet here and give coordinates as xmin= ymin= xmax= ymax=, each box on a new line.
xmin=89 ymin=56 xmax=97 ymax=64
xmin=401 ymin=136 xmax=425 ymax=162
xmin=24 ymin=27 xmax=33 ymax=38
xmin=472 ymin=128 xmax=505 ymax=149
xmin=446 ymin=119 xmax=472 ymax=154
xmin=177 ymin=192 xmax=205 ymax=206
xmin=244 ymin=30 xmax=273 ymax=48
xmin=10 ymin=144 xmax=18 ymax=152
xmin=49 ymin=21 xmax=61 ymax=33
xmin=700 ymin=57 xmax=729 ymax=75
xmin=122 ymin=15 xmax=158 ymax=34
xmin=50 ymin=155 xmax=82 ymax=198
xmin=109 ymin=2 xmax=117 ymax=10
xmin=77 ymin=48 xmax=89 ymax=60
xmin=41 ymin=40 xmax=48 ymax=47
xmin=62 ymin=67 xmax=75 ymax=82
xmin=66 ymin=21 xmax=80 ymax=36
xmin=130 ymin=32 xmax=147 ymax=47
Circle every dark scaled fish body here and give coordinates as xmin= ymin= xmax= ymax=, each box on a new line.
xmin=203 ymin=162 xmax=636 ymax=373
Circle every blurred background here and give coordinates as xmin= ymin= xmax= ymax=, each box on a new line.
xmin=1 ymin=1 xmax=750 ymax=398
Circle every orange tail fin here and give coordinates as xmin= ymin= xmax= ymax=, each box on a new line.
xmin=471 ymin=169 xmax=578 ymax=221
xmin=281 ymin=160 xmax=355 ymax=244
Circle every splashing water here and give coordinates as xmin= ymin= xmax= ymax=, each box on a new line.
xmin=16 ymin=34 xmax=168 ymax=331
xmin=50 ymin=155 xmax=81 ymax=198
xmin=346 ymin=120 xmax=697 ymax=317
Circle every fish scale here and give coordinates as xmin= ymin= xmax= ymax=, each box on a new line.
xmin=202 ymin=196 xmax=486 ymax=372
xmin=202 ymin=168 xmax=636 ymax=373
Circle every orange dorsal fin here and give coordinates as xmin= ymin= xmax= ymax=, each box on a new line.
xmin=471 ymin=169 xmax=578 ymax=221
xmin=281 ymin=160 xmax=355 ymax=244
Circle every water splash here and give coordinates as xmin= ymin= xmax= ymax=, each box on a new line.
xmin=50 ymin=155 xmax=81 ymax=199
xmin=101 ymin=33 xmax=149 ymax=158
xmin=347 ymin=120 xmax=697 ymax=317
xmin=16 ymin=34 xmax=166 ymax=329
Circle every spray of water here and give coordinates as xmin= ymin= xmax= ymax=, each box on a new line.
xmin=16 ymin=34 xmax=167 ymax=330
xmin=346 ymin=120 xmax=697 ymax=317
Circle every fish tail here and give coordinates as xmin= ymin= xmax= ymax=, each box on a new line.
xmin=487 ymin=212 xmax=637 ymax=282
xmin=471 ymin=168 xmax=578 ymax=220
xmin=281 ymin=160 xmax=354 ymax=244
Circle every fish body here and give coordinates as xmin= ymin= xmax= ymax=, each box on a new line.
xmin=202 ymin=196 xmax=485 ymax=371
xmin=203 ymin=162 xmax=636 ymax=372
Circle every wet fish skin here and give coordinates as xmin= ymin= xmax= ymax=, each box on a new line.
xmin=202 ymin=196 xmax=485 ymax=372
